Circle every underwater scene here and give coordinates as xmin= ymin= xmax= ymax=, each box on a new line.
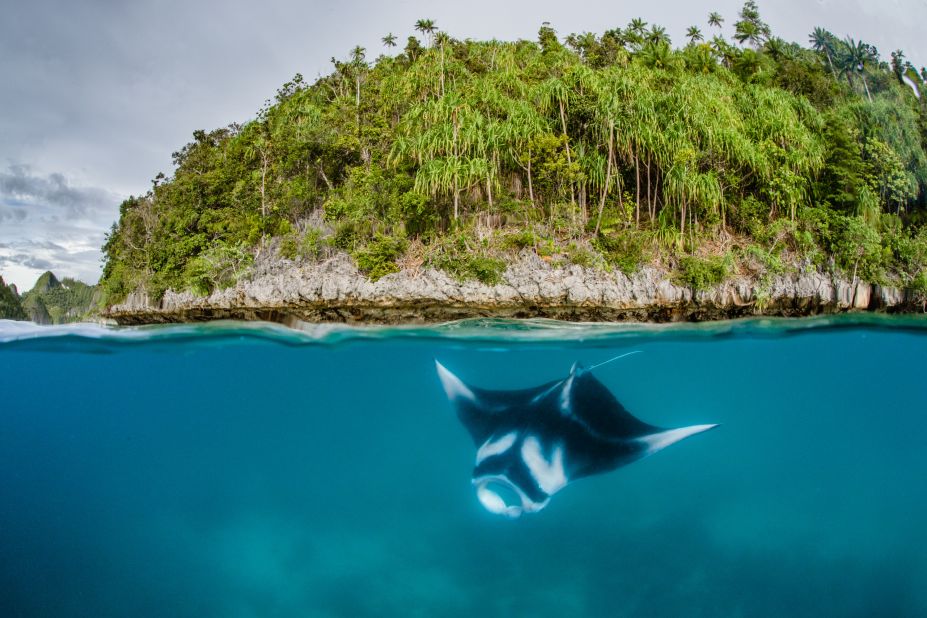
xmin=1 ymin=316 xmax=926 ymax=617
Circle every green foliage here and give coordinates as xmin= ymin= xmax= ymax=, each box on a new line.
xmin=429 ymin=233 xmax=507 ymax=285
xmin=98 ymin=6 xmax=927 ymax=303
xmin=279 ymin=228 xmax=327 ymax=261
xmin=832 ymin=215 xmax=883 ymax=281
xmin=565 ymin=242 xmax=600 ymax=268
xmin=0 ymin=276 xmax=27 ymax=320
xmin=14 ymin=272 xmax=100 ymax=323
xmin=185 ymin=244 xmax=254 ymax=296
xmin=593 ymin=232 xmax=648 ymax=274
xmin=677 ymin=255 xmax=732 ymax=290
xmin=353 ymin=234 xmax=407 ymax=281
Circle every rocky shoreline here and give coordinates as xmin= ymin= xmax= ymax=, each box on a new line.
xmin=102 ymin=252 xmax=925 ymax=326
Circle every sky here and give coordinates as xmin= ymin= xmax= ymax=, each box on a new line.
xmin=2 ymin=0 xmax=927 ymax=290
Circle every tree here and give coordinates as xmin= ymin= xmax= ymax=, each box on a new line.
xmin=382 ymin=33 xmax=397 ymax=48
xmin=629 ymin=18 xmax=647 ymax=37
xmin=648 ymin=26 xmax=671 ymax=46
xmin=435 ymin=32 xmax=450 ymax=96
xmin=891 ymin=49 xmax=905 ymax=83
xmin=843 ymin=37 xmax=874 ymax=102
xmin=733 ymin=0 xmax=770 ymax=48
xmin=687 ymin=27 xmax=704 ymax=44
xmin=414 ymin=19 xmax=437 ymax=46
xmin=708 ymin=12 xmax=724 ymax=30
xmin=349 ymin=46 xmax=368 ymax=138
xmin=809 ymin=27 xmax=838 ymax=77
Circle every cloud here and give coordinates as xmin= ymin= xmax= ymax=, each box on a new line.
xmin=0 ymin=164 xmax=118 ymax=221
xmin=0 ymin=166 xmax=120 ymax=289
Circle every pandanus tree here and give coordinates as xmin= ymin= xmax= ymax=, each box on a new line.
xmin=397 ymin=94 xmax=482 ymax=220
xmin=535 ymin=67 xmax=591 ymax=218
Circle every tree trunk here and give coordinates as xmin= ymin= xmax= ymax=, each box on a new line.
xmin=861 ymin=74 xmax=872 ymax=103
xmin=646 ymin=155 xmax=653 ymax=218
xmin=527 ymin=146 xmax=535 ymax=208
xmin=825 ymin=51 xmax=837 ymax=78
xmin=634 ymin=154 xmax=641 ymax=226
xmin=679 ymin=192 xmax=686 ymax=249
xmin=260 ymin=150 xmax=269 ymax=251
xmin=559 ymin=100 xmax=577 ymax=220
xmin=594 ymin=121 xmax=615 ymax=236
xmin=440 ymin=45 xmax=446 ymax=96
xmin=356 ymin=76 xmax=361 ymax=138
xmin=453 ymin=109 xmax=460 ymax=220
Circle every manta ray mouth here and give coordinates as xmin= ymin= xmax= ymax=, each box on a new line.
xmin=473 ymin=475 xmax=548 ymax=519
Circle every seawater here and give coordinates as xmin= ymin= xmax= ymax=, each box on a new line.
xmin=1 ymin=316 xmax=926 ymax=617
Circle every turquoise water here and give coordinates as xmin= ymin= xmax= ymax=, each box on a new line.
xmin=1 ymin=316 xmax=926 ymax=617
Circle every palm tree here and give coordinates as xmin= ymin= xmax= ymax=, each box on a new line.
xmin=435 ymin=31 xmax=450 ymax=96
xmin=382 ymin=33 xmax=397 ymax=48
xmin=639 ymin=41 xmax=675 ymax=70
xmin=734 ymin=0 xmax=769 ymax=48
xmin=844 ymin=37 xmax=873 ymax=102
xmin=809 ymin=27 xmax=837 ymax=77
xmin=734 ymin=20 xmax=764 ymax=48
xmin=708 ymin=12 xmax=724 ymax=30
xmin=629 ymin=18 xmax=648 ymax=37
xmin=891 ymin=49 xmax=905 ymax=82
xmin=414 ymin=19 xmax=437 ymax=46
xmin=349 ymin=46 xmax=367 ymax=138
xmin=687 ymin=26 xmax=703 ymax=44
xmin=648 ymin=26 xmax=670 ymax=46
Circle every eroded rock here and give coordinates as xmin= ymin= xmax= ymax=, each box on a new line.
xmin=104 ymin=253 xmax=923 ymax=325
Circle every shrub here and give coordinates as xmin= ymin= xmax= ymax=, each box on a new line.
xmin=429 ymin=232 xmax=507 ymax=285
xmin=832 ymin=215 xmax=883 ymax=281
xmin=593 ymin=231 xmax=647 ymax=274
xmin=185 ymin=243 xmax=254 ymax=296
xmin=353 ymin=234 xmax=407 ymax=281
xmin=677 ymin=255 xmax=731 ymax=290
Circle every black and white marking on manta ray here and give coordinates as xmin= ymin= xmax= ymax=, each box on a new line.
xmin=436 ymin=358 xmax=718 ymax=519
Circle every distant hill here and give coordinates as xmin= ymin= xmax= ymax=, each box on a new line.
xmin=7 ymin=272 xmax=101 ymax=324
xmin=0 ymin=275 xmax=27 ymax=320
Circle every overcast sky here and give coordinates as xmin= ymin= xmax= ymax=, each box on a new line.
xmin=2 ymin=0 xmax=926 ymax=290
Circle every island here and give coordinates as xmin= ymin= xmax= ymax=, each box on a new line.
xmin=92 ymin=3 xmax=927 ymax=324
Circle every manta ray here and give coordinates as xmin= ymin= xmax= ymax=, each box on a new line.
xmin=436 ymin=357 xmax=718 ymax=518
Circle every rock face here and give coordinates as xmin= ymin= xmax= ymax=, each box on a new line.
xmin=104 ymin=252 xmax=924 ymax=325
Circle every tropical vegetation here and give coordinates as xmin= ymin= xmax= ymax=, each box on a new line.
xmin=0 ymin=276 xmax=27 ymax=321
xmin=100 ymin=2 xmax=927 ymax=304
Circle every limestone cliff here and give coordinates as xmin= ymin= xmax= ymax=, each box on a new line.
xmin=104 ymin=252 xmax=923 ymax=326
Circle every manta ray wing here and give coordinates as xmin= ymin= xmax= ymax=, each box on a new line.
xmin=435 ymin=360 xmax=561 ymax=444
xmin=559 ymin=364 xmax=661 ymax=440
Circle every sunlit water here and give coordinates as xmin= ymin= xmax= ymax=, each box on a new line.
xmin=1 ymin=316 xmax=926 ymax=617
